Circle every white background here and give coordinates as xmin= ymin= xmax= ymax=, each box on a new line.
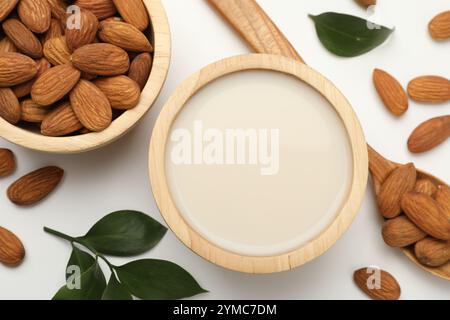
xmin=1 ymin=0 xmax=449 ymax=300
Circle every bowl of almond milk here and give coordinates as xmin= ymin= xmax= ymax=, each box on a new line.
xmin=149 ymin=54 xmax=368 ymax=273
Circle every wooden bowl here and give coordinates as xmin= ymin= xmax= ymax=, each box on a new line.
xmin=0 ymin=0 xmax=171 ymax=153
xmin=149 ymin=54 xmax=368 ymax=273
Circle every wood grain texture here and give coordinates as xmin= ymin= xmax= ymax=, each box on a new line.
xmin=0 ymin=0 xmax=171 ymax=153
xmin=149 ymin=54 xmax=368 ymax=273
xmin=207 ymin=0 xmax=304 ymax=63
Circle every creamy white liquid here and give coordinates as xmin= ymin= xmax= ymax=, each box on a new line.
xmin=165 ymin=70 xmax=353 ymax=256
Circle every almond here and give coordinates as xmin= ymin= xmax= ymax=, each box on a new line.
xmin=20 ymin=99 xmax=50 ymax=123
xmin=46 ymin=0 xmax=68 ymax=25
xmin=12 ymin=58 xmax=51 ymax=98
xmin=17 ymin=0 xmax=51 ymax=34
xmin=356 ymin=0 xmax=377 ymax=8
xmin=435 ymin=185 xmax=450 ymax=220
xmin=414 ymin=179 xmax=438 ymax=197
xmin=0 ymin=0 xmax=19 ymax=22
xmin=0 ymin=226 xmax=25 ymax=266
xmin=43 ymin=36 xmax=71 ymax=65
xmin=0 ymin=87 xmax=21 ymax=124
xmin=382 ymin=215 xmax=426 ymax=248
xmin=373 ymin=69 xmax=408 ymax=116
xmin=32 ymin=64 xmax=81 ymax=106
xmin=75 ymin=0 xmax=117 ymax=20
xmin=7 ymin=166 xmax=64 ymax=205
xmin=428 ymin=11 xmax=450 ymax=40
xmin=41 ymin=18 xmax=64 ymax=44
xmin=0 ymin=52 xmax=38 ymax=87
xmin=98 ymin=20 xmax=153 ymax=52
xmin=377 ymin=163 xmax=416 ymax=218
xmin=407 ymin=116 xmax=450 ymax=153
xmin=407 ymin=76 xmax=450 ymax=103
xmin=354 ymin=267 xmax=400 ymax=300
xmin=93 ymin=75 xmax=140 ymax=109
xmin=72 ymin=43 xmax=130 ymax=76
xmin=66 ymin=9 xmax=99 ymax=52
xmin=0 ymin=36 xmax=18 ymax=53
xmin=0 ymin=148 xmax=15 ymax=177
xmin=41 ymin=101 xmax=83 ymax=136
xmin=70 ymin=79 xmax=112 ymax=131
xmin=112 ymin=0 xmax=149 ymax=31
xmin=128 ymin=52 xmax=152 ymax=90
xmin=415 ymin=238 xmax=450 ymax=267
xmin=2 ymin=19 xmax=43 ymax=58
xmin=402 ymin=192 xmax=450 ymax=241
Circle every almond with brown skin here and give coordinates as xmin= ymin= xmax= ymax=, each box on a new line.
xmin=415 ymin=238 xmax=450 ymax=267
xmin=72 ymin=43 xmax=130 ymax=76
xmin=17 ymin=0 xmax=51 ymax=34
xmin=70 ymin=80 xmax=112 ymax=131
xmin=377 ymin=163 xmax=416 ymax=218
xmin=13 ymin=58 xmax=51 ymax=98
xmin=2 ymin=19 xmax=43 ymax=58
xmin=128 ymin=52 xmax=152 ymax=90
xmin=112 ymin=0 xmax=149 ymax=31
xmin=0 ymin=148 xmax=15 ymax=177
xmin=43 ymin=36 xmax=71 ymax=65
xmin=402 ymin=192 xmax=450 ymax=241
xmin=355 ymin=0 xmax=377 ymax=8
xmin=20 ymin=99 xmax=50 ymax=123
xmin=31 ymin=64 xmax=81 ymax=106
xmin=0 ymin=37 xmax=18 ymax=53
xmin=0 ymin=52 xmax=38 ymax=87
xmin=0 ymin=87 xmax=21 ymax=124
xmin=407 ymin=116 xmax=450 ymax=153
xmin=382 ymin=215 xmax=426 ymax=248
xmin=354 ymin=268 xmax=400 ymax=300
xmin=0 ymin=0 xmax=19 ymax=22
xmin=66 ymin=9 xmax=99 ymax=52
xmin=414 ymin=179 xmax=438 ymax=197
xmin=428 ymin=11 xmax=450 ymax=40
xmin=93 ymin=76 xmax=140 ymax=109
xmin=407 ymin=76 xmax=450 ymax=103
xmin=98 ymin=20 xmax=153 ymax=52
xmin=75 ymin=0 xmax=117 ymax=20
xmin=435 ymin=185 xmax=450 ymax=220
xmin=41 ymin=101 xmax=83 ymax=136
xmin=373 ymin=69 xmax=408 ymax=116
xmin=0 ymin=227 xmax=25 ymax=266
xmin=7 ymin=166 xmax=64 ymax=205
xmin=42 ymin=19 xmax=64 ymax=44
xmin=46 ymin=0 xmax=68 ymax=25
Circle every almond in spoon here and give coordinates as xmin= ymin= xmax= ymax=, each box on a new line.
xmin=415 ymin=238 xmax=450 ymax=267
xmin=2 ymin=19 xmax=43 ymax=59
xmin=17 ymin=0 xmax=51 ymax=34
xmin=382 ymin=215 xmax=426 ymax=248
xmin=414 ymin=179 xmax=438 ymax=197
xmin=0 ymin=87 xmax=21 ymax=124
xmin=112 ymin=0 xmax=149 ymax=31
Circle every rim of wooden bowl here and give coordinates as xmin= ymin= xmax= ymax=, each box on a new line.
xmin=149 ymin=54 xmax=368 ymax=274
xmin=0 ymin=0 xmax=171 ymax=153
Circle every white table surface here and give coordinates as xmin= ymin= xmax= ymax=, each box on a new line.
xmin=1 ymin=0 xmax=449 ymax=300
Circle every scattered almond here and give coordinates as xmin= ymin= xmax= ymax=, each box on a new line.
xmin=20 ymin=99 xmax=50 ymax=123
xmin=355 ymin=0 xmax=377 ymax=8
xmin=0 ymin=226 xmax=25 ymax=266
xmin=354 ymin=267 xmax=400 ymax=300
xmin=407 ymin=75 xmax=450 ymax=103
xmin=415 ymin=238 xmax=450 ymax=267
xmin=382 ymin=215 xmax=426 ymax=248
xmin=373 ymin=69 xmax=408 ymax=116
xmin=7 ymin=166 xmax=64 ymax=205
xmin=407 ymin=116 xmax=450 ymax=153
xmin=414 ymin=179 xmax=438 ymax=197
xmin=377 ymin=163 xmax=416 ymax=218
xmin=0 ymin=87 xmax=21 ymax=124
xmin=0 ymin=52 xmax=38 ymax=87
xmin=128 ymin=52 xmax=153 ymax=90
xmin=66 ymin=9 xmax=99 ymax=52
xmin=31 ymin=64 xmax=81 ymax=106
xmin=41 ymin=101 xmax=83 ymax=136
xmin=75 ymin=0 xmax=117 ymax=20
xmin=0 ymin=148 xmax=15 ymax=177
xmin=98 ymin=20 xmax=153 ymax=52
xmin=113 ymin=0 xmax=149 ymax=31
xmin=2 ymin=18 xmax=43 ymax=59
xmin=401 ymin=192 xmax=450 ymax=241
xmin=93 ymin=76 xmax=141 ymax=109
xmin=428 ymin=11 xmax=450 ymax=40
xmin=435 ymin=185 xmax=450 ymax=220
xmin=17 ymin=0 xmax=51 ymax=34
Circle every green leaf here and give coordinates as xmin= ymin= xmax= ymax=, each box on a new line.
xmin=53 ymin=261 xmax=106 ymax=300
xmin=116 ymin=259 xmax=207 ymax=300
xmin=66 ymin=246 xmax=95 ymax=280
xmin=77 ymin=210 xmax=167 ymax=257
xmin=102 ymin=274 xmax=133 ymax=300
xmin=309 ymin=12 xmax=394 ymax=57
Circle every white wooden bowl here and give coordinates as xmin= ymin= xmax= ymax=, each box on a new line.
xmin=0 ymin=0 xmax=171 ymax=153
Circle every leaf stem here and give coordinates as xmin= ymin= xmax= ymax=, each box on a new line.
xmin=43 ymin=227 xmax=76 ymax=242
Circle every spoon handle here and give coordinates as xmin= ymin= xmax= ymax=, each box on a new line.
xmin=206 ymin=0 xmax=305 ymax=63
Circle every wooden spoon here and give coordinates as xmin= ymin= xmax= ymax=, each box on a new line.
xmin=408 ymin=115 xmax=450 ymax=153
xmin=207 ymin=0 xmax=450 ymax=280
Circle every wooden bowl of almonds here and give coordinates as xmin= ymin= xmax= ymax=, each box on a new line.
xmin=0 ymin=0 xmax=170 ymax=153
